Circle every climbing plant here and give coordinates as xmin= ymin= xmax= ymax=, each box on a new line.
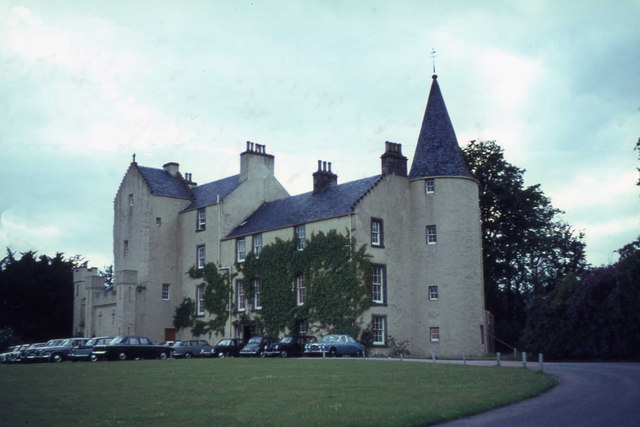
xmin=183 ymin=263 xmax=234 ymax=336
xmin=173 ymin=297 xmax=195 ymax=331
xmin=241 ymin=230 xmax=372 ymax=338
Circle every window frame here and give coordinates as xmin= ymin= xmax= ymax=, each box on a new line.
xmin=371 ymin=218 xmax=384 ymax=247
xmin=123 ymin=240 xmax=129 ymax=257
xmin=430 ymin=327 xmax=440 ymax=343
xmin=295 ymin=225 xmax=306 ymax=250
xmin=196 ymin=245 xmax=206 ymax=269
xmin=253 ymin=233 xmax=262 ymax=258
xmin=161 ymin=283 xmax=170 ymax=301
xmin=236 ymin=279 xmax=246 ymax=312
xmin=425 ymin=179 xmax=435 ymax=194
xmin=196 ymin=285 xmax=205 ymax=316
xmin=296 ymin=274 xmax=306 ymax=306
xmin=252 ymin=278 xmax=261 ymax=310
xmin=371 ymin=315 xmax=387 ymax=346
xmin=236 ymin=238 xmax=246 ymax=263
xmin=428 ymin=285 xmax=439 ymax=301
xmin=371 ymin=264 xmax=387 ymax=305
xmin=426 ymin=225 xmax=437 ymax=245
xmin=196 ymin=208 xmax=206 ymax=231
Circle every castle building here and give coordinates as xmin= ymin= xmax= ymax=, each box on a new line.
xmin=73 ymin=75 xmax=488 ymax=356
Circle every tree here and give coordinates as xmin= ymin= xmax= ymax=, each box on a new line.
xmin=463 ymin=140 xmax=587 ymax=348
xmin=0 ymin=249 xmax=75 ymax=343
xmin=182 ymin=263 xmax=233 ymax=337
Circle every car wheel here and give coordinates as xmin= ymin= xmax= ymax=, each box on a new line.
xmin=159 ymin=352 xmax=168 ymax=360
xmin=184 ymin=352 xmax=192 ymax=359
xmin=52 ymin=353 xmax=63 ymax=363
xmin=280 ymin=350 xmax=288 ymax=358
xmin=354 ymin=350 xmax=363 ymax=358
xmin=218 ymin=352 xmax=226 ymax=358
xmin=90 ymin=354 xmax=98 ymax=362
xmin=118 ymin=352 xmax=127 ymax=361
xmin=329 ymin=347 xmax=337 ymax=357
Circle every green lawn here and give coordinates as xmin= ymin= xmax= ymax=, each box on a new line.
xmin=0 ymin=358 xmax=556 ymax=426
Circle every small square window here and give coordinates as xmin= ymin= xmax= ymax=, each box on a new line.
xmin=428 ymin=286 xmax=438 ymax=301
xmin=128 ymin=194 xmax=134 ymax=206
xmin=425 ymin=179 xmax=435 ymax=194
xmin=156 ymin=217 xmax=161 ymax=226
xmin=162 ymin=284 xmax=170 ymax=301
xmin=430 ymin=327 xmax=440 ymax=343
xmin=236 ymin=238 xmax=246 ymax=263
xmin=123 ymin=240 xmax=129 ymax=257
xmin=426 ymin=225 xmax=437 ymax=245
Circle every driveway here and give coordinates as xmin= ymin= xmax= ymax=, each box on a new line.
xmin=438 ymin=362 xmax=640 ymax=427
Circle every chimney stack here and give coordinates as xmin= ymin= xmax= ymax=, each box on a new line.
xmin=163 ymin=162 xmax=180 ymax=177
xmin=381 ymin=141 xmax=407 ymax=177
xmin=313 ymin=160 xmax=338 ymax=194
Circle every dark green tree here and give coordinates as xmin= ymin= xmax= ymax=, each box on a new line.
xmin=463 ymin=140 xmax=587 ymax=348
xmin=0 ymin=249 xmax=75 ymax=343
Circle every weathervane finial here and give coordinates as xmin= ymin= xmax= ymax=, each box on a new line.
xmin=430 ymin=48 xmax=437 ymax=75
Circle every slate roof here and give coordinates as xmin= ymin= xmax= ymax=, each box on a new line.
xmin=137 ymin=166 xmax=191 ymax=199
xmin=182 ymin=175 xmax=241 ymax=212
xmin=408 ymin=75 xmax=472 ymax=179
xmin=226 ymin=175 xmax=383 ymax=239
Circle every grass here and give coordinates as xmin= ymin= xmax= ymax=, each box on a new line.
xmin=0 ymin=358 xmax=556 ymax=426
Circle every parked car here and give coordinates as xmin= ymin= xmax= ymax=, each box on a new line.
xmin=208 ymin=338 xmax=246 ymax=358
xmin=91 ymin=336 xmax=171 ymax=361
xmin=69 ymin=336 xmax=115 ymax=362
xmin=0 ymin=346 xmax=19 ymax=364
xmin=40 ymin=338 xmax=89 ymax=363
xmin=172 ymin=339 xmax=213 ymax=359
xmin=18 ymin=342 xmax=48 ymax=363
xmin=239 ymin=336 xmax=276 ymax=357
xmin=264 ymin=335 xmax=317 ymax=358
xmin=304 ymin=334 xmax=364 ymax=357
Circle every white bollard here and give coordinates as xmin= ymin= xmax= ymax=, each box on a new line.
xmin=522 ymin=351 xmax=527 ymax=368
xmin=497 ymin=352 xmax=501 ymax=366
xmin=538 ymin=353 xmax=543 ymax=372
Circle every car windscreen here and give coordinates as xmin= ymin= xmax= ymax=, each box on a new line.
xmin=217 ymin=339 xmax=231 ymax=346
xmin=248 ymin=337 xmax=261 ymax=344
xmin=280 ymin=337 xmax=293 ymax=344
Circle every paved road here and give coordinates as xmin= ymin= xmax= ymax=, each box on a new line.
xmin=438 ymin=362 xmax=640 ymax=427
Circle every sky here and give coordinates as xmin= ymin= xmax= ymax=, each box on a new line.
xmin=1 ymin=0 xmax=639 ymax=269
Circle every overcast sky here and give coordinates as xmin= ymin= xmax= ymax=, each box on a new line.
xmin=1 ymin=0 xmax=639 ymax=269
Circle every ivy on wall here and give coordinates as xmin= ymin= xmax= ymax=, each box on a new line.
xmin=182 ymin=263 xmax=234 ymax=337
xmin=241 ymin=230 xmax=372 ymax=339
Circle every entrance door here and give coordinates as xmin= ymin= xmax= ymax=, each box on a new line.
xmin=164 ymin=328 xmax=176 ymax=342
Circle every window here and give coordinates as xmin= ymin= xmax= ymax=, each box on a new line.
xmin=430 ymin=327 xmax=440 ymax=343
xmin=196 ymin=285 xmax=205 ymax=316
xmin=372 ymin=264 xmax=386 ymax=305
xmin=372 ymin=315 xmax=387 ymax=346
xmin=428 ymin=286 xmax=438 ymax=301
xmin=426 ymin=225 xmax=437 ymax=245
xmin=371 ymin=218 xmax=384 ymax=247
xmin=296 ymin=274 xmax=306 ymax=306
xmin=123 ymin=240 xmax=129 ymax=257
xmin=253 ymin=234 xmax=262 ymax=258
xmin=162 ymin=284 xmax=170 ymax=301
xmin=236 ymin=280 xmax=245 ymax=312
xmin=252 ymin=279 xmax=261 ymax=310
xmin=236 ymin=238 xmax=246 ymax=263
xmin=295 ymin=225 xmax=306 ymax=250
xmin=156 ymin=217 xmax=161 ymax=226
xmin=128 ymin=194 xmax=134 ymax=206
xmin=196 ymin=208 xmax=206 ymax=231
xmin=196 ymin=245 xmax=206 ymax=269
xmin=425 ymin=179 xmax=435 ymax=194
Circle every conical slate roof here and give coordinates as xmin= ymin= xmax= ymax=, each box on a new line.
xmin=408 ymin=75 xmax=472 ymax=179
